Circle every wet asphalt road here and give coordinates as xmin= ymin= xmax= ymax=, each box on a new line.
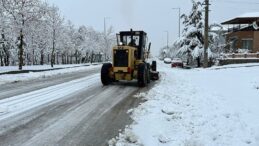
xmin=0 ymin=67 xmax=154 ymax=146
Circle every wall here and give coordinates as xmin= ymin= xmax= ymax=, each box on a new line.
xmin=219 ymin=58 xmax=259 ymax=66
xmin=226 ymin=31 xmax=253 ymax=50
xmin=253 ymin=31 xmax=259 ymax=52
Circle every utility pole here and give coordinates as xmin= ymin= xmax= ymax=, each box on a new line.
xmin=172 ymin=8 xmax=181 ymax=38
xmin=104 ymin=17 xmax=110 ymax=37
xmin=104 ymin=17 xmax=110 ymax=61
xmin=164 ymin=31 xmax=169 ymax=50
xmin=204 ymin=0 xmax=209 ymax=68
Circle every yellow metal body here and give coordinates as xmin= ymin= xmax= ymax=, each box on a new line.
xmin=111 ymin=45 xmax=144 ymax=81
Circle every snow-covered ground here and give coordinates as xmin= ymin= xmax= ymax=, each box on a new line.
xmin=0 ymin=64 xmax=93 ymax=73
xmin=110 ymin=62 xmax=259 ymax=146
xmin=0 ymin=64 xmax=101 ymax=85
xmin=211 ymin=63 xmax=259 ymax=70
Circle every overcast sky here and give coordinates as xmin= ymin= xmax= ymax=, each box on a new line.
xmin=47 ymin=0 xmax=259 ymax=55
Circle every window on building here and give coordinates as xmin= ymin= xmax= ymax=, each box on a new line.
xmin=242 ymin=39 xmax=253 ymax=50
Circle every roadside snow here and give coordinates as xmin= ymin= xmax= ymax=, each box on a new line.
xmin=211 ymin=63 xmax=259 ymax=70
xmin=0 ymin=64 xmax=92 ymax=73
xmin=0 ymin=65 xmax=101 ymax=85
xmin=111 ymin=62 xmax=259 ymax=146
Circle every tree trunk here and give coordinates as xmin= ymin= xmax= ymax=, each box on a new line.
xmin=32 ymin=48 xmax=35 ymax=65
xmin=91 ymin=51 xmax=94 ymax=64
xmin=51 ymin=29 xmax=56 ymax=68
xmin=197 ymin=56 xmax=201 ymax=67
xmin=4 ymin=53 xmax=10 ymax=66
xmin=51 ymin=51 xmax=55 ymax=67
xmin=70 ymin=53 xmax=72 ymax=64
xmin=66 ymin=54 xmax=69 ymax=64
xmin=47 ymin=54 xmax=49 ymax=64
xmin=75 ymin=51 xmax=78 ymax=64
xmin=26 ymin=53 xmax=28 ymax=65
xmin=61 ymin=54 xmax=64 ymax=64
xmin=0 ymin=51 xmax=3 ymax=66
xmin=56 ymin=52 xmax=59 ymax=65
xmin=18 ymin=29 xmax=24 ymax=70
xmin=40 ymin=50 xmax=44 ymax=65
xmin=85 ymin=52 xmax=89 ymax=63
xmin=1 ymin=30 xmax=10 ymax=66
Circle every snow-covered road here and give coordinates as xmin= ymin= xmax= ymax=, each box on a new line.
xmin=0 ymin=67 xmax=99 ymax=99
xmin=0 ymin=67 xmax=150 ymax=146
xmin=0 ymin=74 xmax=99 ymax=122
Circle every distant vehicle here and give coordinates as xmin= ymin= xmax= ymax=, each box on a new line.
xmin=171 ymin=58 xmax=184 ymax=68
xmin=164 ymin=58 xmax=172 ymax=64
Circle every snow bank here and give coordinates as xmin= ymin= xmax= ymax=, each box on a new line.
xmin=0 ymin=64 xmax=101 ymax=85
xmin=0 ymin=64 xmax=93 ymax=73
xmin=211 ymin=63 xmax=259 ymax=70
xmin=111 ymin=62 xmax=259 ymax=146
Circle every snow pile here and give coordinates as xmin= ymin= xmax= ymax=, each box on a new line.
xmin=112 ymin=61 xmax=259 ymax=146
xmin=108 ymin=127 xmax=143 ymax=146
xmin=0 ymin=65 xmax=101 ymax=85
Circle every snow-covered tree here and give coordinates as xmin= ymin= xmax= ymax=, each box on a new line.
xmin=46 ymin=5 xmax=63 ymax=67
xmin=0 ymin=1 xmax=11 ymax=66
xmin=0 ymin=0 xmax=116 ymax=67
xmin=1 ymin=0 xmax=42 ymax=70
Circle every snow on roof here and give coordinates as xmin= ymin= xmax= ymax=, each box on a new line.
xmin=210 ymin=26 xmax=228 ymax=31
xmin=238 ymin=12 xmax=259 ymax=18
xmin=222 ymin=12 xmax=259 ymax=25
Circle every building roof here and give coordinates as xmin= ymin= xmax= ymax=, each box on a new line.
xmin=222 ymin=12 xmax=259 ymax=25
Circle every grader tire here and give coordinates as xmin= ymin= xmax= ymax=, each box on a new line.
xmin=101 ymin=63 xmax=112 ymax=86
xmin=146 ymin=63 xmax=151 ymax=84
xmin=138 ymin=63 xmax=147 ymax=87
xmin=151 ymin=61 xmax=157 ymax=71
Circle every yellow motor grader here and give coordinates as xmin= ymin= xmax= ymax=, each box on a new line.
xmin=101 ymin=29 xmax=159 ymax=87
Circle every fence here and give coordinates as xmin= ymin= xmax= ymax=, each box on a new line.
xmin=224 ymin=53 xmax=259 ymax=59
xmin=218 ymin=53 xmax=259 ymax=65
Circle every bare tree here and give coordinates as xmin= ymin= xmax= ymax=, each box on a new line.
xmin=46 ymin=5 xmax=63 ymax=67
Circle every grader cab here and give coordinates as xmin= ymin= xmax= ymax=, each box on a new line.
xmin=101 ymin=29 xmax=159 ymax=87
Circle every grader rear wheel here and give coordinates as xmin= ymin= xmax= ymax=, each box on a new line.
xmin=138 ymin=63 xmax=147 ymax=87
xmin=146 ymin=63 xmax=151 ymax=84
xmin=151 ymin=61 xmax=157 ymax=71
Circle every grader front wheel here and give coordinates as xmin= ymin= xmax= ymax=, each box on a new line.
xmin=101 ymin=63 xmax=112 ymax=86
